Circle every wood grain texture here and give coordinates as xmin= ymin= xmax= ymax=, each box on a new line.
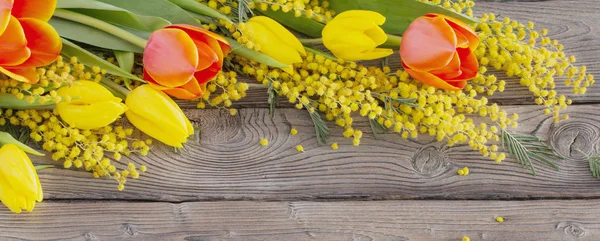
xmin=29 ymin=104 xmax=600 ymax=201
xmin=1 ymin=200 xmax=599 ymax=241
xmin=174 ymin=0 xmax=600 ymax=109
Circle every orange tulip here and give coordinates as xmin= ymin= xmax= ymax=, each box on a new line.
xmin=400 ymin=13 xmax=479 ymax=91
xmin=143 ymin=24 xmax=230 ymax=100
xmin=0 ymin=0 xmax=62 ymax=84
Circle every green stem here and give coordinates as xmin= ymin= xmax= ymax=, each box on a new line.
xmin=298 ymin=38 xmax=323 ymax=45
xmin=53 ymin=9 xmax=148 ymax=48
xmin=0 ymin=93 xmax=55 ymax=110
xmin=381 ymin=34 xmax=402 ymax=49
xmin=305 ymin=47 xmax=337 ymax=61
xmin=246 ymin=83 xmax=268 ymax=89
xmin=101 ymin=78 xmax=130 ymax=97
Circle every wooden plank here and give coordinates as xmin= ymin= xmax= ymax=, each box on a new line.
xmin=175 ymin=0 xmax=600 ymax=109
xmin=1 ymin=200 xmax=598 ymax=241
xmin=32 ymin=104 xmax=600 ymax=201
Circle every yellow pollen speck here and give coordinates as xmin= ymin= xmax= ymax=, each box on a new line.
xmin=290 ymin=128 xmax=298 ymax=135
xmin=496 ymin=216 xmax=505 ymax=223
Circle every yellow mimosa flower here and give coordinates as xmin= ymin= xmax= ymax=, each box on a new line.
xmin=0 ymin=144 xmax=43 ymax=213
xmin=322 ymin=10 xmax=394 ymax=60
xmin=125 ymin=85 xmax=194 ymax=148
xmin=56 ymin=80 xmax=127 ymax=129
xmin=243 ymin=16 xmax=306 ymax=73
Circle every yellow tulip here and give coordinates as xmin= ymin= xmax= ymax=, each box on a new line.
xmin=0 ymin=144 xmax=43 ymax=214
xmin=322 ymin=10 xmax=394 ymax=60
xmin=56 ymin=80 xmax=127 ymax=129
xmin=125 ymin=85 xmax=194 ymax=148
xmin=243 ymin=16 xmax=306 ymax=73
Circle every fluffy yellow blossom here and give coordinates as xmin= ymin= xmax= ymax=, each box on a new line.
xmin=260 ymin=138 xmax=269 ymax=147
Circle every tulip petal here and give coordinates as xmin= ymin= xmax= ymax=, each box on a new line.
xmin=57 ymin=80 xmax=118 ymax=104
xmin=126 ymin=112 xmax=186 ymax=148
xmin=164 ymin=76 xmax=205 ymax=100
xmin=12 ymin=18 xmax=61 ymax=68
xmin=167 ymin=24 xmax=230 ymax=55
xmin=193 ymin=40 xmax=218 ymax=71
xmin=249 ymin=16 xmax=306 ymax=55
xmin=0 ymin=16 xmax=29 ymax=66
xmin=400 ymin=15 xmax=457 ymax=71
xmin=430 ymin=52 xmax=463 ymax=80
xmin=57 ymin=101 xmax=127 ymax=129
xmin=404 ymin=65 xmax=464 ymax=91
xmin=0 ymin=144 xmax=39 ymax=201
xmin=125 ymin=85 xmax=192 ymax=147
xmin=324 ymin=30 xmax=377 ymax=54
xmin=364 ymin=26 xmax=388 ymax=46
xmin=339 ymin=48 xmax=394 ymax=61
xmin=335 ymin=10 xmax=386 ymax=25
xmin=0 ymin=66 xmax=38 ymax=83
xmin=143 ymin=28 xmax=198 ymax=88
xmin=248 ymin=22 xmax=302 ymax=65
xmin=448 ymin=48 xmax=479 ymax=81
xmin=0 ymin=0 xmax=12 ymax=35
xmin=11 ymin=0 xmax=56 ymax=22
xmin=444 ymin=16 xmax=479 ymax=51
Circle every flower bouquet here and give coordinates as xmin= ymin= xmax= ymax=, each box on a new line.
xmin=0 ymin=0 xmax=594 ymax=213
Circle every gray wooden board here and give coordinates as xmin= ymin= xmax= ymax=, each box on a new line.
xmin=5 ymin=1 xmax=600 ymax=240
xmin=0 ymin=200 xmax=598 ymax=241
xmin=31 ymin=105 xmax=600 ymax=201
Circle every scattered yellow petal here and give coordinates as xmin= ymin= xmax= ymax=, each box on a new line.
xmin=296 ymin=145 xmax=304 ymax=152
xmin=290 ymin=128 xmax=298 ymax=135
xmin=496 ymin=216 xmax=504 ymax=223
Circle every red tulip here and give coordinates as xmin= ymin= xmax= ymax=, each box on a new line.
xmin=400 ymin=13 xmax=479 ymax=91
xmin=143 ymin=24 xmax=230 ymax=100
xmin=0 ymin=0 xmax=62 ymax=84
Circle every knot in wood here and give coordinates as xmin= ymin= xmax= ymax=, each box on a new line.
xmin=557 ymin=221 xmax=586 ymax=237
xmin=199 ymin=109 xmax=241 ymax=144
xmin=550 ymin=121 xmax=600 ymax=159
xmin=411 ymin=146 xmax=448 ymax=176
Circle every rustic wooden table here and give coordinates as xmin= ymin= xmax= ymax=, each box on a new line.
xmin=2 ymin=1 xmax=600 ymax=240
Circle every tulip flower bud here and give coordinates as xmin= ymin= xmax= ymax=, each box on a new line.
xmin=125 ymin=85 xmax=194 ymax=148
xmin=322 ymin=10 xmax=394 ymax=61
xmin=400 ymin=13 xmax=479 ymax=91
xmin=0 ymin=144 xmax=43 ymax=213
xmin=144 ymin=24 xmax=230 ymax=100
xmin=56 ymin=80 xmax=127 ymax=129
xmin=241 ymin=16 xmax=306 ymax=74
xmin=0 ymin=0 xmax=61 ymax=83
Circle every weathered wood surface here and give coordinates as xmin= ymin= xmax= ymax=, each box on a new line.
xmin=1 ymin=200 xmax=598 ymax=241
xmin=5 ymin=1 xmax=600 ymax=240
xmin=176 ymin=0 xmax=600 ymax=109
xmin=30 ymin=104 xmax=600 ymax=201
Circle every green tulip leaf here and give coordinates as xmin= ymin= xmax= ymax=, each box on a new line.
xmin=0 ymin=132 xmax=44 ymax=156
xmin=329 ymin=0 xmax=478 ymax=35
xmin=114 ymin=50 xmax=136 ymax=89
xmin=50 ymin=17 xmax=144 ymax=53
xmin=57 ymin=0 xmax=170 ymax=32
xmin=95 ymin=0 xmax=198 ymax=25
xmin=0 ymin=93 xmax=56 ymax=110
xmin=61 ymin=38 xmax=145 ymax=82
xmin=169 ymin=0 xmax=231 ymax=24
xmin=227 ymin=38 xmax=289 ymax=69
